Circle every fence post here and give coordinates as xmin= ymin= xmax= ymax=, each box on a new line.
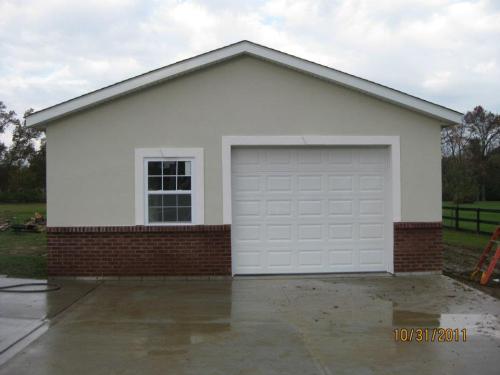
xmin=455 ymin=206 xmax=459 ymax=230
xmin=476 ymin=208 xmax=480 ymax=233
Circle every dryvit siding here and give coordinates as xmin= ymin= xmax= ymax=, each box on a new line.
xmin=46 ymin=56 xmax=442 ymax=226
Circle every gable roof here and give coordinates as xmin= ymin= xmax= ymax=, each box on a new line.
xmin=26 ymin=40 xmax=462 ymax=127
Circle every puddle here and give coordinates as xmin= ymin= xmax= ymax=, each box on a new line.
xmin=392 ymin=310 xmax=440 ymax=326
xmin=165 ymin=323 xmax=233 ymax=345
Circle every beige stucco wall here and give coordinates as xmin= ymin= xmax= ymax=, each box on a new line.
xmin=46 ymin=55 xmax=443 ymax=226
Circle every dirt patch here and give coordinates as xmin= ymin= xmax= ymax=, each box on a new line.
xmin=443 ymin=244 xmax=500 ymax=300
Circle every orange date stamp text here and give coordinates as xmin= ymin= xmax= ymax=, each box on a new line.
xmin=393 ymin=328 xmax=467 ymax=342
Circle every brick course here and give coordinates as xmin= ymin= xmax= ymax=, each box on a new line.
xmin=47 ymin=222 xmax=442 ymax=276
xmin=394 ymin=222 xmax=442 ymax=273
xmin=47 ymin=225 xmax=231 ymax=277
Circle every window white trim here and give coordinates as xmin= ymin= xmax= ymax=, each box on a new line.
xmin=222 ymin=136 xmax=400 ymax=225
xmin=135 ymin=148 xmax=204 ymax=225
xmin=222 ymin=135 xmax=400 ymax=275
xmin=144 ymin=158 xmax=193 ymax=225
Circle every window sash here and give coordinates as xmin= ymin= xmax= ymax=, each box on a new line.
xmin=144 ymin=158 xmax=194 ymax=224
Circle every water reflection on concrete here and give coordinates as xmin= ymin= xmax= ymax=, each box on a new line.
xmin=0 ymin=278 xmax=98 ymax=361
xmin=0 ymin=275 xmax=499 ymax=375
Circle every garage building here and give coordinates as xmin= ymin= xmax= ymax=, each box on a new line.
xmin=26 ymin=41 xmax=462 ymax=277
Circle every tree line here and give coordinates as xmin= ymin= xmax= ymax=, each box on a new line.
xmin=0 ymin=101 xmax=45 ymax=202
xmin=442 ymin=106 xmax=500 ymax=203
xmin=1 ymin=101 xmax=499 ymax=204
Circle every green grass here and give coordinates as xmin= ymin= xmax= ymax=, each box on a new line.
xmin=443 ymin=201 xmax=500 ymax=209
xmin=0 ymin=255 xmax=47 ymax=278
xmin=443 ymin=229 xmax=491 ymax=250
xmin=0 ymin=203 xmax=46 ymax=223
xmin=443 ymin=201 xmax=500 ymax=234
xmin=0 ymin=231 xmax=47 ymax=255
xmin=0 ymin=203 xmax=47 ymax=278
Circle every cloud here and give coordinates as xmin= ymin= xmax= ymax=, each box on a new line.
xmin=1 ymin=0 xmax=500 ymax=144
xmin=423 ymin=71 xmax=453 ymax=90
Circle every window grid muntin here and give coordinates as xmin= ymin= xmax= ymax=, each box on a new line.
xmin=146 ymin=159 xmax=193 ymax=224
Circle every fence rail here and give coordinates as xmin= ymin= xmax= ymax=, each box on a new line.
xmin=442 ymin=205 xmax=500 ymax=235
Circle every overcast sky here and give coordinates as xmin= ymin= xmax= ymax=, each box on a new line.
xmin=1 ymin=0 xmax=499 ymax=143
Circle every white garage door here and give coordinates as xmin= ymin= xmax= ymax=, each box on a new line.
xmin=231 ymin=147 xmax=391 ymax=274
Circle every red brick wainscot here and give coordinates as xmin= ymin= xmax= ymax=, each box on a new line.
xmin=47 ymin=225 xmax=231 ymax=277
xmin=394 ymin=222 xmax=443 ymax=273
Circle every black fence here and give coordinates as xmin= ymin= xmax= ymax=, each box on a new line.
xmin=442 ymin=206 xmax=500 ymax=235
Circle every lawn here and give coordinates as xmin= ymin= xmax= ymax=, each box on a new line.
xmin=443 ymin=229 xmax=491 ymax=250
xmin=443 ymin=201 xmax=500 ymax=234
xmin=442 ymin=201 xmax=499 ymax=250
xmin=0 ymin=203 xmax=47 ymax=278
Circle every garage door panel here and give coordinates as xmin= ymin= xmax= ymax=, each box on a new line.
xmin=328 ymin=224 xmax=354 ymax=239
xmin=266 ymin=176 xmax=293 ymax=192
xmin=233 ymin=224 xmax=261 ymax=241
xmin=298 ymin=200 xmax=323 ymax=217
xmin=297 ymin=175 xmax=323 ymax=192
xmin=266 ymin=200 xmax=293 ymax=216
xmin=232 ymin=149 xmax=261 ymax=165
xmin=328 ymin=200 xmax=353 ymax=216
xmin=329 ymin=249 xmax=355 ymax=266
xmin=265 ymin=149 xmax=293 ymax=164
xmin=267 ymin=251 xmax=293 ymax=267
xmin=232 ymin=147 xmax=390 ymax=274
xmin=298 ymin=250 xmax=323 ymax=266
xmin=298 ymin=224 xmax=323 ymax=241
xmin=236 ymin=251 xmax=262 ymax=267
xmin=233 ymin=175 xmax=261 ymax=192
xmin=359 ymin=249 xmax=385 ymax=266
xmin=297 ymin=148 xmax=323 ymax=164
xmin=359 ymin=223 xmax=384 ymax=239
xmin=233 ymin=200 xmax=261 ymax=218
xmin=328 ymin=176 xmax=353 ymax=191
xmin=327 ymin=148 xmax=354 ymax=165
xmin=357 ymin=194 xmax=385 ymax=204
xmin=266 ymin=224 xmax=293 ymax=241
xmin=359 ymin=175 xmax=384 ymax=192
xmin=359 ymin=200 xmax=385 ymax=215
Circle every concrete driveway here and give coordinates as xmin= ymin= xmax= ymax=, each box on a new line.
xmin=0 ymin=277 xmax=97 ymax=366
xmin=0 ymin=275 xmax=499 ymax=375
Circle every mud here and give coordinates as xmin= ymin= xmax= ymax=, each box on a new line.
xmin=444 ymin=244 xmax=500 ymax=299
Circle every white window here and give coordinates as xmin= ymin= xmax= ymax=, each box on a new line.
xmin=146 ymin=159 xmax=192 ymax=223
xmin=135 ymin=148 xmax=204 ymax=225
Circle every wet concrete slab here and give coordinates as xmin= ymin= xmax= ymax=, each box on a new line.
xmin=0 ymin=275 xmax=499 ymax=374
xmin=0 ymin=278 xmax=98 ymax=358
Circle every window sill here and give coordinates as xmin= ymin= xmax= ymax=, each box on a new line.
xmin=145 ymin=222 xmax=194 ymax=226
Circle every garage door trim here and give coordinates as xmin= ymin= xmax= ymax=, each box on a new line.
xmin=222 ymin=135 xmax=401 ymax=275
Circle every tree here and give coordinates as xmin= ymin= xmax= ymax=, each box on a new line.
xmin=463 ymin=106 xmax=500 ymax=200
xmin=441 ymin=122 xmax=470 ymax=159
xmin=28 ymin=138 xmax=46 ymax=194
xmin=442 ymin=156 xmax=477 ymax=203
xmin=0 ymin=102 xmax=46 ymax=202
xmin=441 ymin=106 xmax=500 ymax=203
xmin=485 ymin=150 xmax=500 ymax=200
xmin=0 ymin=101 xmax=20 ymax=160
xmin=6 ymin=108 xmax=40 ymax=167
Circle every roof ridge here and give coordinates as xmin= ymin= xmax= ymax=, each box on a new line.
xmin=26 ymin=41 xmax=462 ymax=127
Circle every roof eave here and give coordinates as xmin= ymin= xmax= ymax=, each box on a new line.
xmin=25 ymin=40 xmax=463 ymax=128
